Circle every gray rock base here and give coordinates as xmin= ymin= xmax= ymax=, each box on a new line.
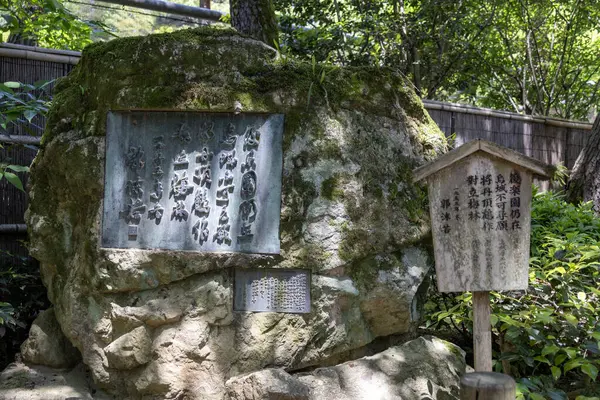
xmin=20 ymin=308 xmax=81 ymax=369
xmin=226 ymin=336 xmax=466 ymax=400
xmin=0 ymin=362 xmax=111 ymax=400
xmin=0 ymin=337 xmax=463 ymax=400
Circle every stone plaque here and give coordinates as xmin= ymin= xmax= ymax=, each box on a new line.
xmin=234 ymin=268 xmax=311 ymax=313
xmin=413 ymin=140 xmax=553 ymax=292
xmin=102 ymin=111 xmax=284 ymax=254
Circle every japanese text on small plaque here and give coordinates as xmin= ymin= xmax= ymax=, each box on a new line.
xmin=234 ymin=268 xmax=311 ymax=313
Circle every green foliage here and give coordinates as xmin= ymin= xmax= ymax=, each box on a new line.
xmin=274 ymin=0 xmax=600 ymax=120
xmin=0 ymin=251 xmax=49 ymax=369
xmin=0 ymin=163 xmax=29 ymax=192
xmin=0 ymin=80 xmax=51 ymax=131
xmin=0 ymin=80 xmax=50 ymax=191
xmin=423 ymin=191 xmax=600 ymax=398
xmin=552 ymin=163 xmax=570 ymax=188
xmin=0 ymin=0 xmax=100 ymax=50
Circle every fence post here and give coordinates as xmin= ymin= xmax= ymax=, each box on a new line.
xmin=460 ymin=372 xmax=516 ymax=400
xmin=473 ymin=291 xmax=492 ymax=371
xmin=564 ymin=127 xmax=570 ymax=168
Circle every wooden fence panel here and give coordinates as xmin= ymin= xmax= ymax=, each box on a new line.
xmin=426 ymin=109 xmax=452 ymax=134
xmin=566 ymin=128 xmax=588 ymax=168
xmin=423 ymin=100 xmax=592 ymax=170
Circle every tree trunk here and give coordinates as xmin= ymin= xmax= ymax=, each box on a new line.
xmin=230 ymin=0 xmax=278 ymax=47
xmin=566 ymin=113 xmax=600 ymax=210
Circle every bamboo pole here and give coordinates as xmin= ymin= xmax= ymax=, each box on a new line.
xmin=0 ymin=224 xmax=27 ymax=234
xmin=96 ymin=0 xmax=223 ymax=21
xmin=0 ymin=47 xmax=80 ymax=65
xmin=0 ymin=43 xmax=81 ymax=57
xmin=0 ymin=134 xmax=42 ymax=145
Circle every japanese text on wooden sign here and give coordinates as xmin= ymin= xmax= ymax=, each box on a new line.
xmin=429 ymin=154 xmax=532 ymax=292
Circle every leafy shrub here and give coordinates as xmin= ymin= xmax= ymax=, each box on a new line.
xmin=0 ymin=0 xmax=96 ymax=50
xmin=423 ymin=191 xmax=600 ymax=399
xmin=0 ymin=80 xmax=51 ymax=367
xmin=0 ymin=80 xmax=51 ymax=131
xmin=0 ymin=250 xmax=49 ymax=369
xmin=0 ymin=80 xmax=51 ymax=190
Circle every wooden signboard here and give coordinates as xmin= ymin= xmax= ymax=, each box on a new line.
xmin=424 ymin=153 xmax=532 ymax=292
xmin=414 ymin=139 xmax=553 ymax=372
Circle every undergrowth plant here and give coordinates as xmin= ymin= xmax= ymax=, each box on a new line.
xmin=423 ymin=190 xmax=600 ymax=400
xmin=0 ymin=251 xmax=48 ymax=369
xmin=0 ymin=80 xmax=51 ymax=368
xmin=0 ymin=80 xmax=51 ymax=190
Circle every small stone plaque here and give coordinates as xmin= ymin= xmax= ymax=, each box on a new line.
xmin=127 ymin=225 xmax=138 ymax=236
xmin=234 ymin=268 xmax=311 ymax=313
xmin=102 ymin=111 xmax=284 ymax=254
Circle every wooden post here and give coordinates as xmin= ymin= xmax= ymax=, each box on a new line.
xmin=473 ymin=291 xmax=492 ymax=371
xmin=461 ymin=372 xmax=516 ymax=400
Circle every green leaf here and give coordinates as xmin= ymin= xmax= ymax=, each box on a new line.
xmin=564 ymin=314 xmax=578 ymax=327
xmin=581 ymin=363 xmax=598 ymax=380
xmin=46 ymin=0 xmax=61 ymax=11
xmin=530 ymin=393 xmax=546 ymax=400
xmin=0 ymin=84 xmax=14 ymax=95
xmin=490 ymin=314 xmax=498 ymax=326
xmin=33 ymin=79 xmax=50 ymax=89
xmin=3 ymin=81 xmax=21 ymax=89
xmin=3 ymin=172 xmax=24 ymax=191
xmin=554 ymin=354 xmax=567 ymax=366
xmin=6 ymin=165 xmax=29 ymax=173
xmin=23 ymin=109 xmax=37 ymax=122
xmin=564 ymin=359 xmax=583 ymax=372
xmin=534 ymin=356 xmax=550 ymax=364
xmin=542 ymin=345 xmax=559 ymax=357
xmin=551 ymin=366 xmax=561 ymax=380
xmin=306 ymin=82 xmax=314 ymax=108
xmin=516 ymin=382 xmax=530 ymax=395
xmin=565 ymin=348 xmax=577 ymax=359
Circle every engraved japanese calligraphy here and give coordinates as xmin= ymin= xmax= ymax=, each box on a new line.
xmin=234 ymin=268 xmax=311 ymax=313
xmin=102 ymin=111 xmax=284 ymax=253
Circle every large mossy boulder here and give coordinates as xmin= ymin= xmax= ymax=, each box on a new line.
xmin=25 ymin=27 xmax=447 ymax=399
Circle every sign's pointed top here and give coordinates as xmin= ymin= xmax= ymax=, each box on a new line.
xmin=413 ymin=139 xmax=555 ymax=183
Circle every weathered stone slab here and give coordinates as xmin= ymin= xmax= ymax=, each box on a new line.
xmin=428 ymin=153 xmax=532 ymax=292
xmin=102 ymin=111 xmax=284 ymax=254
xmin=234 ymin=268 xmax=310 ymax=313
